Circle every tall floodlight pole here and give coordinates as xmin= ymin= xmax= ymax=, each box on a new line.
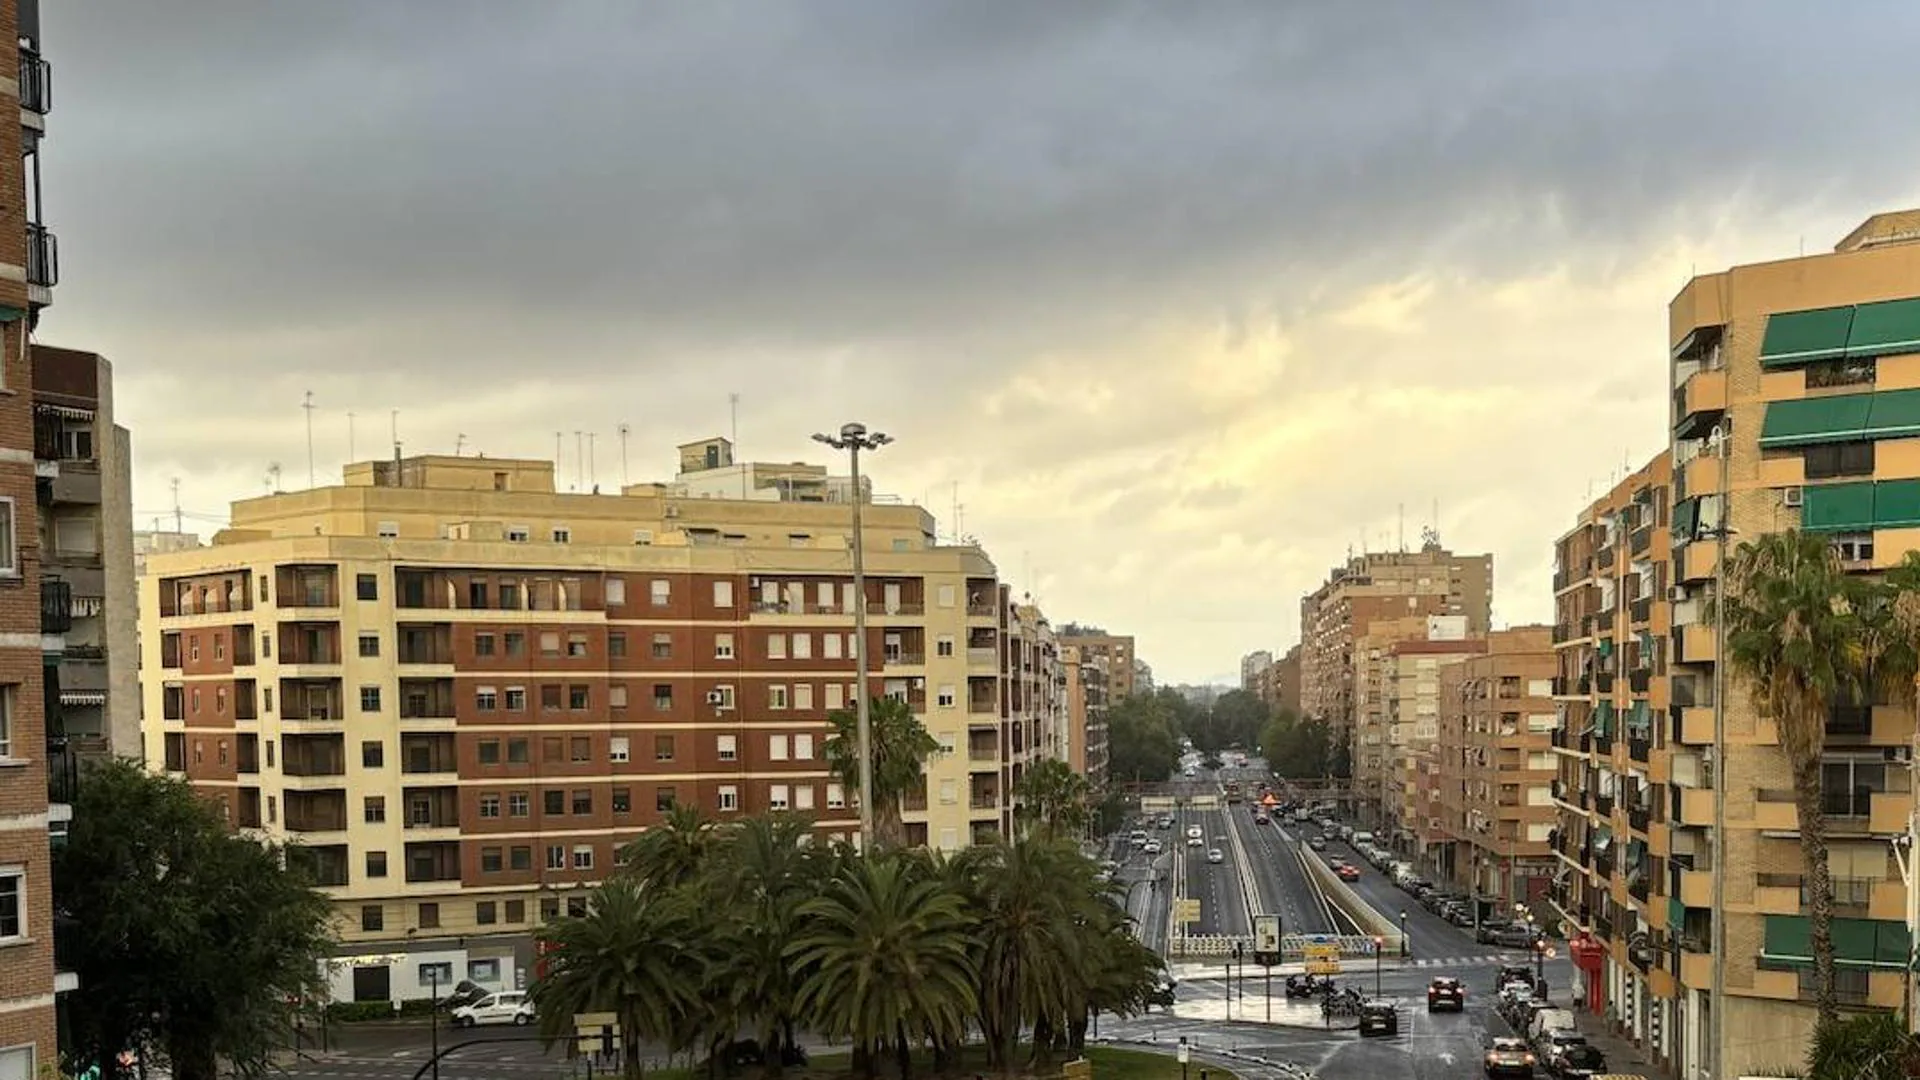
xmin=813 ymin=423 xmax=893 ymax=850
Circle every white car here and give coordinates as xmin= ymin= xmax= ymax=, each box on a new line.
xmin=1144 ymin=839 xmax=1163 ymax=854
xmin=451 ymin=990 xmax=534 ymax=1028
xmin=1186 ymin=836 xmax=1203 ymax=848
xmin=1207 ymin=849 xmax=1225 ymax=865
xmin=1186 ymin=825 xmax=1203 ymax=840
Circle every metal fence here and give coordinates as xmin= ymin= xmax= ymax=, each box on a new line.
xmin=1169 ymin=933 xmax=1385 ymax=959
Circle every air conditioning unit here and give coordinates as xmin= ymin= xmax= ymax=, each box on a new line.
xmin=1668 ymin=586 xmax=1687 ymax=602
xmin=705 ymin=690 xmax=726 ymax=707
xmin=749 ymin=576 xmax=761 ymax=588
xmin=1783 ymin=487 xmax=1804 ymax=508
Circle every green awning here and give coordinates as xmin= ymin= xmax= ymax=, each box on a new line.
xmin=1847 ymin=297 xmax=1920 ymax=359
xmin=1876 ymin=480 xmax=1920 ymax=528
xmin=1761 ymin=306 xmax=1856 ymax=367
xmin=1759 ymin=394 xmax=1874 ymax=448
xmin=1671 ymin=497 xmax=1700 ymax=540
xmin=1862 ymin=388 xmax=1920 ymax=440
xmin=1802 ymin=482 xmax=1875 ymax=532
xmin=1765 ymin=914 xmax=1910 ymax=968
xmin=0 ymin=305 xmax=22 ymax=323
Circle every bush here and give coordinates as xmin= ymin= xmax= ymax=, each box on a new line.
xmin=326 ymin=1001 xmax=400 ymax=1023
xmin=398 ymin=998 xmax=439 ymax=1017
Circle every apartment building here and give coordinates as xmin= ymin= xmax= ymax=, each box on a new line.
xmin=1546 ymin=451 xmax=1680 ymax=1070
xmin=34 ymin=346 xmax=137 ymax=760
xmin=1432 ymin=626 xmax=1557 ymax=908
xmin=1384 ymin=631 xmax=1484 ymax=849
xmin=1058 ymin=626 xmax=1137 ymax=700
xmin=0 ymin=3 xmax=65 ymax=1077
xmin=1275 ymin=644 xmax=1301 ymax=717
xmin=138 ymin=450 xmax=1055 ymax=1004
xmin=1297 ymin=542 xmax=1493 ymax=763
xmin=1240 ymin=650 xmax=1273 ymax=691
xmin=1659 ymin=209 xmax=1920 ymax=1076
xmin=1062 ymin=642 xmax=1110 ymax=786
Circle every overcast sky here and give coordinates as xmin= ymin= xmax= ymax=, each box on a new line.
xmin=43 ymin=2 xmax=1920 ymax=683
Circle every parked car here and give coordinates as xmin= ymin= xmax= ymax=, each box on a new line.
xmin=1207 ymin=848 xmax=1225 ymax=865
xmin=1307 ymin=836 xmax=1327 ymax=851
xmin=1426 ymin=977 xmax=1465 ymax=1012
xmin=1478 ymin=921 xmax=1514 ymax=944
xmin=438 ymin=979 xmax=488 ymax=1011
xmin=1484 ymin=1037 xmax=1535 ymax=1079
xmin=1357 ymin=1002 xmax=1399 ymax=1037
xmin=1144 ymin=840 xmax=1163 ymax=855
xmin=450 ymin=991 xmax=534 ymax=1028
xmin=1551 ymin=1043 xmax=1608 ymax=1080
xmin=1494 ymin=964 xmax=1535 ymax=991
xmin=1495 ymin=924 xmax=1541 ymax=949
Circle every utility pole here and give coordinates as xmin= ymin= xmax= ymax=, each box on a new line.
xmin=302 ymin=391 xmax=316 ymax=487
xmin=812 ymin=423 xmax=893 ymax=849
xmin=1709 ymin=414 xmax=1731 ymax=1080
xmin=171 ymin=478 xmax=182 ymax=533
xmin=618 ymin=423 xmax=631 ymax=487
xmin=587 ymin=433 xmax=597 ymax=490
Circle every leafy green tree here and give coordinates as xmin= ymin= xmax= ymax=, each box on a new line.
xmin=825 ymin=696 xmax=939 ymax=849
xmin=788 ymin=854 xmax=977 ymax=1080
xmin=1013 ymin=758 xmax=1091 ymax=841
xmin=531 ymin=879 xmax=708 ymax=1080
xmin=1105 ymin=694 xmax=1182 ymax=782
xmin=53 ymin=760 xmax=334 ymax=1080
xmin=618 ymin=803 xmax=718 ymax=890
xmin=1260 ymin=709 xmax=1332 ymax=778
xmin=1201 ymin=689 xmax=1270 ymax=753
xmin=1808 ymin=1010 xmax=1920 ymax=1080
xmin=1721 ymin=530 xmax=1873 ymax=1027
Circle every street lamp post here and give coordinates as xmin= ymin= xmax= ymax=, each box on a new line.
xmin=1373 ymin=936 xmax=1383 ymax=998
xmin=813 ymin=423 xmax=893 ymax=850
xmin=428 ymin=966 xmax=440 ymax=1080
xmin=1400 ymin=910 xmax=1409 ymax=959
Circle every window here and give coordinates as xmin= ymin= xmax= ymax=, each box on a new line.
xmin=609 ymin=684 xmax=628 ymax=708
xmin=361 ymin=740 xmax=384 ymax=768
xmin=475 ymin=901 xmax=497 ymax=926
xmin=609 ymin=736 xmax=630 ymax=763
xmin=543 ymin=736 xmax=564 ymax=763
xmin=0 ymin=690 xmax=13 ymax=759
xmin=361 ymin=905 xmax=384 ymax=932
xmin=504 ymin=630 xmax=526 ymax=655
xmin=508 ymin=793 xmax=530 ymax=817
xmin=653 ymin=683 xmax=673 ymax=710
xmin=540 ymin=897 xmax=561 ymax=922
xmin=468 ymin=581 xmax=489 ymax=608
xmin=769 ymin=685 xmax=789 ymax=710
xmin=481 ymin=848 xmax=503 ymax=873
xmin=939 ymin=779 xmax=957 ymax=804
xmin=769 ymin=784 xmax=790 ymax=811
xmin=650 ymin=580 xmax=670 ymax=607
xmin=366 ymin=851 xmax=388 ymax=878
xmin=656 ymin=787 xmax=677 ymax=812
xmin=712 ymin=685 xmax=736 ymax=710
xmin=474 ymin=632 xmax=496 ymax=657
xmin=478 ymin=739 xmax=501 ymax=765
xmin=611 ymin=787 xmax=631 ymax=814
xmin=475 ymin=687 xmax=498 ymax=712
xmin=573 ymin=846 xmax=595 ymax=870
xmin=717 ymin=734 xmax=737 ymax=761
xmin=544 ymin=790 xmax=565 ymax=815
xmin=356 ymin=574 xmax=378 ymax=601
xmin=792 ymin=633 xmax=812 ymax=660
xmin=1805 ymin=441 xmax=1876 ymax=480
xmin=479 ymin=794 xmax=501 ymax=819
xmin=715 ymin=633 xmax=735 ymax=660
xmin=569 ymin=684 xmax=590 ymax=710
xmin=794 ymin=683 xmax=814 ymax=710
xmin=822 ymin=633 xmax=842 ymax=660
xmin=767 ymin=634 xmax=787 ymax=660
xmin=655 ymin=735 xmax=675 ymax=761
xmin=546 ymin=845 xmax=566 ymax=870
xmin=825 ymin=684 xmax=844 ymax=710
xmin=508 ymin=738 xmax=530 ymax=763
xmin=506 ymin=526 xmax=531 ymax=543
xmin=572 ymin=790 xmax=592 ymax=814
xmin=718 ymin=786 xmax=740 ymax=812
xmin=469 ymin=958 xmax=502 ymax=983
xmin=938 ymin=684 xmax=956 ymax=708
xmin=504 ymin=687 xmax=527 ymax=712
xmin=505 ymin=899 xmax=526 ymax=923
xmin=0 ymin=869 xmax=22 ymax=941
xmin=566 ymin=633 xmax=589 ymax=658
xmin=817 ymin=581 xmax=834 ymax=609
xmin=606 ymin=578 xmax=626 ymax=605
xmin=608 ymin=632 xmax=627 ymax=658
xmin=936 ymin=635 xmax=955 ymax=658
xmin=418 ymin=902 xmax=440 ymax=929
xmin=510 ymin=846 xmax=532 ymax=870
xmin=541 ymin=685 xmax=562 ymax=711
xmin=1834 ymin=532 xmax=1876 ymax=563
xmin=769 ymin=734 xmax=789 ymax=761
xmin=360 ymin=686 xmax=382 ymax=712
xmin=364 ymin=797 xmax=386 ymax=823
xmin=418 ymin=961 xmax=454 ymax=987
xmin=827 ymin=783 xmax=846 ymax=809
xmin=375 ymin=521 xmax=400 ymax=539
xmin=794 ymin=733 xmax=814 ymax=760
xmin=358 ymin=633 xmax=380 ymax=658
xmin=652 ymin=633 xmax=673 ymax=659
xmin=551 ymin=526 xmax=571 ymax=544
xmin=570 ymin=736 xmax=591 ymax=762
xmin=213 ymin=634 xmax=226 ymax=661
xmin=713 ymin=580 xmax=734 ymax=607
xmin=540 ymin=632 xmax=561 ymax=658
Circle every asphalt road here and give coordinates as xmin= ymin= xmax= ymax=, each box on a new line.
xmin=1228 ymin=800 xmax=1342 ymax=936
xmin=1317 ymin=834 xmax=1514 ymax=965
xmin=1180 ymin=806 xmax=1251 ymax=936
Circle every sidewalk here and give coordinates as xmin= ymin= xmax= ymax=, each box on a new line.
xmin=1569 ymin=1010 xmax=1662 ymax=1076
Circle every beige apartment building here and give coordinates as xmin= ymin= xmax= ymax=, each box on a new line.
xmin=1433 ymin=626 xmax=1557 ymax=908
xmin=1062 ymin=642 xmax=1110 ymax=786
xmin=1350 ymin=613 xmax=1476 ymax=837
xmin=1547 ymin=451 xmax=1682 ymax=1072
xmin=1385 ymin=634 xmax=1486 ymax=849
xmin=1297 ymin=542 xmax=1493 ymax=774
xmin=1655 ymin=209 xmax=1920 ymax=1075
xmin=138 ymin=445 xmax=1061 ymax=1004
xmin=1057 ymin=626 xmax=1137 ymax=701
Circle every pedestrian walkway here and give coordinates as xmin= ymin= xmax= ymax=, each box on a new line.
xmin=1569 ymin=1013 xmax=1663 ymax=1077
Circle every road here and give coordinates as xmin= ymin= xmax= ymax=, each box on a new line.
xmin=1316 ymin=833 xmax=1515 ymax=966
xmin=1179 ymin=805 xmax=1251 ymax=936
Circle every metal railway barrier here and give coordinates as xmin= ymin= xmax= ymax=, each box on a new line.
xmin=1168 ymin=933 xmax=1384 ymax=960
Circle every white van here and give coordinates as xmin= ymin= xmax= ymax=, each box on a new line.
xmin=1350 ymin=831 xmax=1375 ymax=847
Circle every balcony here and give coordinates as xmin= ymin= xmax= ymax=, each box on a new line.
xmin=1628 ymin=669 xmax=1651 ymax=693
xmin=46 ymin=732 xmax=76 ymax=807
xmin=1594 ymin=732 xmax=1613 ymax=756
xmin=279 ymin=679 xmax=343 ymax=722
xmin=1826 ymin=704 xmax=1873 ymax=740
xmin=1630 ymin=527 xmax=1652 ymax=557
xmin=399 ymin=678 xmax=456 ymax=720
xmin=1675 ymin=366 xmax=1729 ymax=429
xmin=27 ymin=223 xmax=57 ymax=289
xmin=400 ymin=733 xmax=458 ymax=776
xmin=1628 ymin=737 xmax=1651 ymax=764
xmin=1594 ymin=672 xmax=1614 ymax=693
xmin=41 ymin=577 xmax=70 ymax=634
xmin=882 ymin=649 xmax=925 ymax=667
xmin=19 ymin=47 xmax=50 ymax=116
xmin=402 ymin=787 xmax=461 ymax=832
xmin=1597 ymin=546 xmax=1616 ymax=571
xmin=276 ymin=565 xmax=340 ymax=610
xmin=1629 ymin=596 xmax=1653 ymax=624
xmin=405 ymin=841 xmax=462 ymax=884
xmin=277 ymin=622 xmax=341 ymax=666
xmin=282 ymin=734 xmax=347 ymax=779
xmin=396 ymin=624 xmax=454 ymax=665
xmin=1628 ymin=804 xmax=1650 ymax=833
xmin=968 ymin=737 xmax=998 ymax=763
xmin=1593 ymin=851 xmax=1614 ymax=880
xmin=283 ymin=790 xmax=348 ymax=835
xmin=1594 ymin=793 xmax=1616 ymax=818
xmin=287 ymin=844 xmax=350 ymax=888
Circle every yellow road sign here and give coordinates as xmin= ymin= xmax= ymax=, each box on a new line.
xmin=1306 ymin=959 xmax=1342 ymax=975
xmin=1175 ymin=899 xmax=1202 ymax=924
xmin=1304 ymin=944 xmax=1340 ymax=961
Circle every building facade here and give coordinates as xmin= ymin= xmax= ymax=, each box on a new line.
xmin=1062 ymin=642 xmax=1110 ymax=786
xmin=1384 ymin=631 xmax=1482 ymax=850
xmin=1239 ymin=650 xmax=1273 ymax=692
xmin=1434 ymin=625 xmax=1557 ymax=908
xmin=139 ymin=453 xmax=1059 ymax=1004
xmin=34 ymin=346 xmax=137 ymax=760
xmin=1657 ymin=210 xmax=1920 ymax=1076
xmin=1057 ymin=626 xmax=1137 ymax=701
xmin=0 ymin=2 xmax=65 ymax=1076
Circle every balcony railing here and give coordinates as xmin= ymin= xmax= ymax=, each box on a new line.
xmin=1628 ymin=805 xmax=1650 ymax=832
xmin=1595 ymin=672 xmax=1615 ymax=693
xmin=1594 ymin=732 xmax=1613 ymax=756
xmin=1826 ymin=705 xmax=1873 ymax=738
xmin=1628 ymin=737 xmax=1651 ymax=763
xmin=41 ymin=577 xmax=71 ymax=633
xmin=1628 ymin=670 xmax=1651 ymax=693
xmin=1552 ymin=624 xmax=1572 ymax=644
xmin=1630 ymin=596 xmax=1653 ymax=624
xmin=1594 ymin=793 xmax=1616 ymax=817
xmin=46 ymin=734 xmax=77 ymax=805
xmin=19 ymin=48 xmax=49 ymax=115
xmin=27 ymin=223 xmax=57 ymax=289
xmin=1598 ymin=547 xmax=1617 ymax=570
xmin=1630 ymin=527 xmax=1652 ymax=556
xmin=883 ymin=651 xmax=925 ymax=666
xmin=1594 ymin=852 xmax=1615 ymax=879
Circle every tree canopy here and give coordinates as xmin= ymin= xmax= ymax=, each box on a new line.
xmin=53 ymin=760 xmax=335 ymax=1080
xmin=1259 ymin=708 xmax=1334 ymax=779
xmin=1104 ymin=690 xmax=1187 ymax=782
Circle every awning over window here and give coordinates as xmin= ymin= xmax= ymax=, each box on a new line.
xmin=1861 ymin=388 xmax=1920 ymax=440
xmin=1761 ymin=306 xmax=1856 ymax=367
xmin=1764 ymin=914 xmax=1910 ymax=968
xmin=1759 ymin=393 xmax=1874 ymax=448
xmin=1846 ymin=297 xmax=1920 ymax=359
xmin=1873 ymin=480 xmax=1920 ymax=529
xmin=1801 ymin=481 xmax=1875 ymax=533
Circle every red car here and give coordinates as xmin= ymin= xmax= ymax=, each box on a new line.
xmin=1336 ymin=864 xmax=1361 ymax=882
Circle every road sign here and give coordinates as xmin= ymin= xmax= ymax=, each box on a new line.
xmin=1252 ymin=913 xmax=1282 ymax=965
xmin=1306 ymin=959 xmax=1342 ymax=975
xmin=1304 ymin=943 xmax=1340 ymax=962
xmin=1175 ymin=898 xmax=1202 ymax=924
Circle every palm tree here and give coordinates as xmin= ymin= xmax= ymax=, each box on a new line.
xmin=531 ymin=879 xmax=709 ymax=1080
xmin=787 ymin=853 xmax=976 ymax=1080
xmin=1013 ymin=759 xmax=1091 ymax=842
xmin=1721 ymin=530 xmax=1873 ymax=1026
xmin=825 ymin=695 xmax=938 ymax=849
xmin=707 ymin=815 xmax=825 ymax=1077
xmin=619 ymin=804 xmax=718 ymax=891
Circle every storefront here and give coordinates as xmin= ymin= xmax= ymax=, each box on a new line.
xmin=324 ymin=936 xmax=536 ymax=1005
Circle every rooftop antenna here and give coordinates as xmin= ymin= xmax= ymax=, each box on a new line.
xmin=573 ymin=431 xmax=584 ymax=491
xmin=302 ymin=391 xmax=316 ymax=487
xmin=267 ymin=461 xmax=283 ymax=494
xmin=730 ymin=393 xmax=744 ymax=499
xmin=554 ymin=432 xmax=562 ymax=472
xmin=454 ymin=433 xmax=467 ymax=457
xmin=587 ymin=432 xmax=597 ymax=491
xmin=171 ymin=477 xmax=182 ymax=533
xmin=951 ymin=482 xmax=960 ymax=543
xmin=957 ymin=503 xmax=966 ymax=542
xmin=618 ymin=423 xmax=631 ymax=487
xmin=1397 ymin=503 xmax=1405 ymax=552
xmin=390 ymin=409 xmax=398 ymax=451
xmin=347 ymin=410 xmax=357 ymax=463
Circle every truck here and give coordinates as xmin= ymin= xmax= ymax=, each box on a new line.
xmin=1223 ymin=781 xmax=1244 ymax=804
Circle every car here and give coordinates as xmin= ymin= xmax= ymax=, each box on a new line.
xmin=1254 ymin=812 xmax=1269 ymax=825
xmin=450 ymin=990 xmax=534 ymax=1028
xmin=1551 ymin=1043 xmax=1607 ymax=1080
xmin=1357 ymin=1002 xmax=1399 ymax=1037
xmin=1144 ymin=840 xmax=1163 ymax=855
xmin=1426 ymin=977 xmax=1465 ymax=1012
xmin=1187 ymin=825 xmax=1204 ymax=840
xmin=1336 ymin=864 xmax=1361 ymax=882
xmin=1494 ymin=964 xmax=1535 ymax=992
xmin=1534 ymin=1030 xmax=1587 ymax=1065
xmin=1307 ymin=836 xmax=1327 ymax=851
xmin=1495 ymin=924 xmax=1541 ymax=949
xmin=1207 ymin=848 xmax=1225 ymax=864
xmin=1477 ymin=920 xmax=1514 ymax=944
xmin=1484 ymin=1037 xmax=1535 ymax=1079
xmin=1186 ymin=836 xmax=1203 ymax=848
